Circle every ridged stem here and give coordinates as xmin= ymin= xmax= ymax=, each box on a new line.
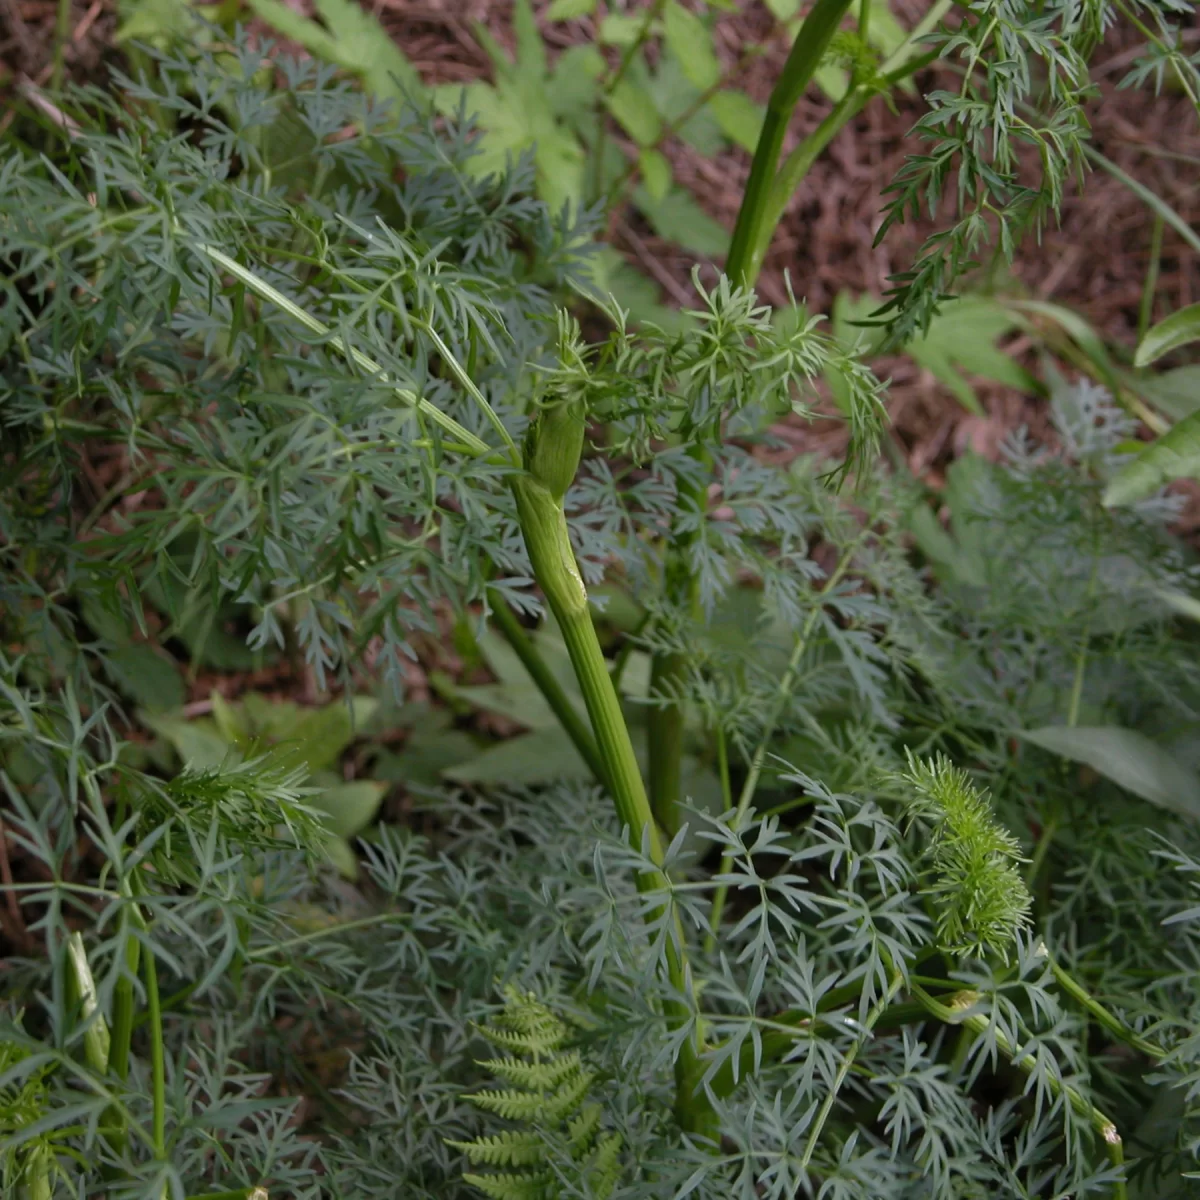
xmin=725 ymin=0 xmax=855 ymax=288
xmin=1043 ymin=946 xmax=1167 ymax=1062
xmin=511 ymin=406 xmax=712 ymax=1135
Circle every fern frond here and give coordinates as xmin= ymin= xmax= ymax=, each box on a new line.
xmin=588 ymin=1132 xmax=622 ymax=1200
xmin=453 ymin=989 xmax=623 ymax=1199
xmin=447 ymin=1131 xmax=544 ymax=1167
xmin=477 ymin=1051 xmax=583 ymax=1090
xmin=463 ymin=1168 xmax=555 ymax=1200
xmin=565 ymin=1101 xmax=602 ymax=1149
xmin=476 ymin=988 xmax=568 ymax=1056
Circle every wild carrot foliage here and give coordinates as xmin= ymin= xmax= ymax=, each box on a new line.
xmin=2 ymin=9 xmax=1200 ymax=1200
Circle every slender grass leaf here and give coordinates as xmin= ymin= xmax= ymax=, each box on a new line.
xmin=1156 ymin=588 xmax=1200 ymax=623
xmin=309 ymin=781 xmax=387 ymax=839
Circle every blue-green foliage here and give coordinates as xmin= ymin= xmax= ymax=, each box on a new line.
xmin=1 ymin=35 xmax=1199 ymax=1200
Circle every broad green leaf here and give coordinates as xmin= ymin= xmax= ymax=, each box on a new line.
xmin=607 ymin=79 xmax=662 ymax=146
xmin=707 ymin=90 xmax=764 ymax=151
xmin=547 ymin=0 xmax=595 ymax=16
xmin=582 ymin=246 xmax=686 ymax=332
xmin=642 ymin=52 xmax=724 ymax=157
xmin=309 ymin=780 xmax=387 ymax=839
xmin=105 ymin=646 xmax=184 ymax=712
xmin=244 ymin=0 xmax=424 ymax=104
xmin=906 ymin=297 xmax=1035 ymax=414
xmin=449 ymin=71 xmax=587 ymax=212
xmin=1127 ymin=364 xmax=1200 ymax=421
xmin=1009 ymin=298 xmax=1120 ymax=392
xmin=634 ymin=185 xmax=727 ymax=256
xmin=1103 ymin=410 xmax=1200 ymax=507
xmin=512 ymin=0 xmax=547 ymax=77
xmin=548 ymin=44 xmax=606 ymax=124
xmin=1157 ymin=588 xmax=1200 ymax=623
xmin=663 ymin=1 xmax=721 ymax=90
xmin=865 ymin=0 xmax=908 ymax=58
xmin=1020 ymin=725 xmax=1200 ymax=820
xmin=116 ymin=0 xmax=211 ymax=45
xmin=141 ymin=714 xmax=233 ymax=772
xmin=445 ymin=726 xmax=591 ymax=786
xmin=210 ymin=692 xmax=250 ymax=747
xmin=639 ymin=148 xmax=672 ymax=201
xmin=600 ymin=13 xmax=652 ymax=45
xmin=219 ymin=694 xmax=377 ymax=774
xmin=1135 ymin=302 xmax=1200 ymax=367
xmin=319 ymin=832 xmax=360 ymax=880
xmin=374 ymin=729 xmax=482 ymax=789
xmin=765 ymin=0 xmax=800 ymax=17
xmin=280 ymin=699 xmax=378 ymax=775
xmin=832 ymin=292 xmax=1033 ymax=412
xmin=814 ymin=62 xmax=849 ymax=102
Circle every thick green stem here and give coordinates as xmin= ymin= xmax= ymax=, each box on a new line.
xmin=144 ymin=942 xmax=166 ymax=1163
xmin=725 ymin=0 xmax=855 ymax=287
xmin=913 ymin=986 xmax=1127 ymax=1199
xmin=512 ymin=405 xmax=712 ymax=1135
xmin=488 ymin=591 xmax=609 ymax=791
xmin=52 ymin=0 xmax=72 ymax=93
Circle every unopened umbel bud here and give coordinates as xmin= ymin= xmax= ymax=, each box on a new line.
xmin=524 ymin=397 xmax=585 ymax=503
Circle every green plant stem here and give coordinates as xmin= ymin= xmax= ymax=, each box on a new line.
xmin=725 ymin=0 xmax=855 ymax=287
xmin=52 ymin=0 xmax=72 ymax=93
xmin=1043 ymin=947 xmax=1167 ymax=1061
xmin=1138 ymin=212 xmax=1164 ymax=342
xmin=706 ymin=537 xmax=862 ymax=950
xmin=510 ymin=413 xmax=711 ymax=1135
xmin=195 ymin=246 xmax=505 ymax=462
xmin=751 ymin=46 xmax=943 ymax=278
xmin=799 ymin=966 xmax=904 ymax=1171
xmin=913 ymin=985 xmax=1128 ymax=1199
xmin=592 ymin=0 xmax=669 ymax=201
xmin=143 ymin=938 xmax=166 ymax=1163
xmin=488 ymin=591 xmax=609 ymax=790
